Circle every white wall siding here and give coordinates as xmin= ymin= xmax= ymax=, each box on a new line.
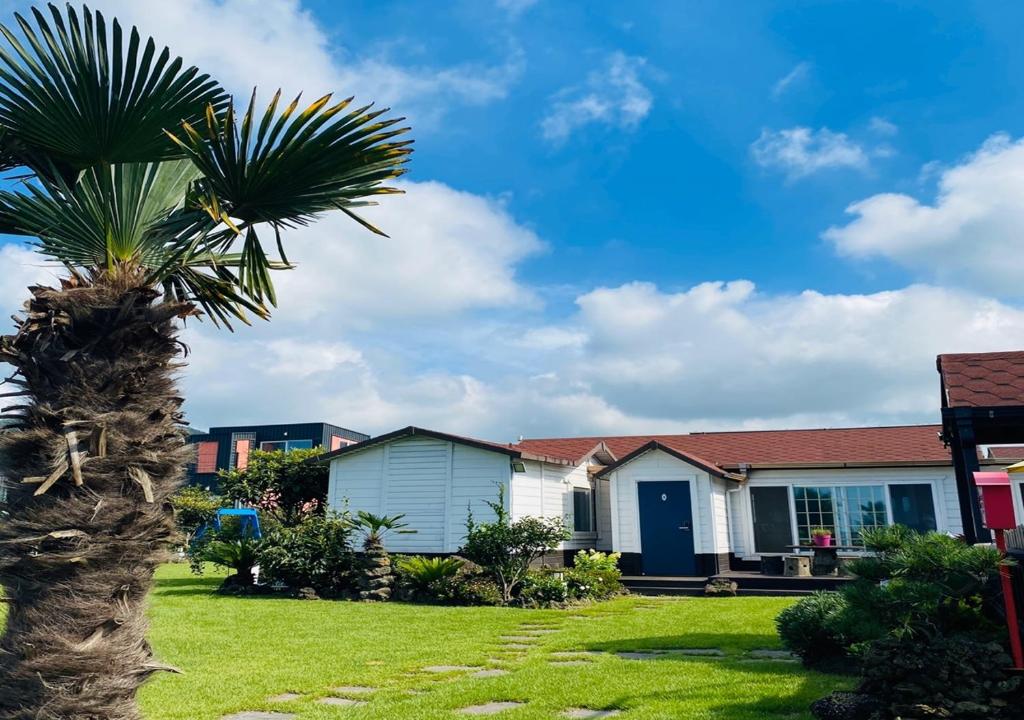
xmin=327 ymin=437 xmax=510 ymax=553
xmin=449 ymin=444 xmax=508 ymax=550
xmin=609 ymin=449 xmax=708 ymax=554
xmin=510 ymin=460 xmax=599 ymax=550
xmin=731 ymin=465 xmax=962 ymax=560
xmin=328 ymin=445 xmax=384 ymax=514
xmin=596 ymin=477 xmax=613 ymax=551
xmin=710 ymin=477 xmax=730 ymax=555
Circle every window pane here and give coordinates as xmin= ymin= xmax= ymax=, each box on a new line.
xmin=261 ymin=441 xmax=286 ymax=452
xmin=573 ymin=488 xmax=593 ymax=532
xmin=794 ymin=487 xmax=835 ymax=544
xmin=843 ymin=485 xmax=887 ymax=545
xmin=288 ymin=439 xmax=313 ymax=451
xmin=889 ymin=484 xmax=937 ymax=534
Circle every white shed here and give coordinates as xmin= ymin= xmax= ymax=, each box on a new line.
xmin=321 ymin=426 xmax=608 ymax=556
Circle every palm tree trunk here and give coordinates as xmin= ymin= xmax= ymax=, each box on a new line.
xmin=0 ymin=278 xmax=191 ymax=720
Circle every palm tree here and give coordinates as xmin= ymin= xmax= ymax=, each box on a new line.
xmin=354 ymin=511 xmax=412 ymax=600
xmin=0 ymin=4 xmax=411 ymax=718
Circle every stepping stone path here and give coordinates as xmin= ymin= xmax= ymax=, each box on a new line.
xmin=267 ymin=693 xmax=301 ymax=703
xmin=473 ymin=668 xmax=510 ymax=678
xmin=746 ymin=649 xmax=798 ymax=661
xmin=551 ymin=651 xmax=601 ymax=658
xmin=319 ymin=697 xmax=367 ymax=707
xmin=500 ymin=636 xmax=539 ymax=642
xmin=615 ymin=647 xmax=725 ymax=660
xmin=423 ymin=665 xmax=480 ymax=673
xmin=563 ymin=710 xmax=621 ymax=719
xmin=521 ymin=629 xmax=558 ymax=635
xmin=549 ymin=660 xmax=590 ymax=666
xmin=672 ymin=648 xmax=725 ymax=657
xmin=502 ymin=643 xmax=533 ymax=650
xmin=332 ymin=686 xmax=375 ymax=695
xmin=460 ymin=701 xmax=525 ymax=715
xmin=223 ymin=714 xmax=296 ymax=720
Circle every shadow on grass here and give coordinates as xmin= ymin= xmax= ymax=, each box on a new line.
xmin=583 ymin=632 xmax=783 ymax=655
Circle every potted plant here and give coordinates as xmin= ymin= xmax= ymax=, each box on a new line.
xmin=811 ymin=528 xmax=833 ymax=547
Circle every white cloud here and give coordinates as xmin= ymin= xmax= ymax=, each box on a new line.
xmin=566 ymin=280 xmax=1024 ymax=427
xmin=869 ymin=116 xmax=899 ymax=136
xmin=89 ymin=0 xmax=522 ymax=127
xmin=772 ymin=61 xmax=811 ymax=98
xmin=751 ymin=126 xmax=870 ymax=179
xmin=264 ymin=180 xmax=544 ymax=328
xmin=541 ymin=52 xmax=653 ymax=144
xmin=825 ymin=133 xmax=1024 ymax=294
xmin=0 ymin=244 xmax=60 ymax=312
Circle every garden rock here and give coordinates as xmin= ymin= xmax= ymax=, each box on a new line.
xmin=460 ymin=702 xmax=525 ymax=714
xmin=358 ymin=547 xmax=393 ymax=601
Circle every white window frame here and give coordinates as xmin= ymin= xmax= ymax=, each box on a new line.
xmin=742 ymin=476 xmax=945 ymax=558
xmin=571 ymin=485 xmax=596 ymax=536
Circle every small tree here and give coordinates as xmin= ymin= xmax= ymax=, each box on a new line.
xmin=460 ymin=488 xmax=570 ymax=603
xmin=170 ymin=485 xmax=223 ymax=546
xmin=218 ymin=447 xmax=327 ymax=526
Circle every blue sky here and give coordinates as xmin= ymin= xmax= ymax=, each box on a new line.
xmin=1 ymin=0 xmax=1024 ymax=440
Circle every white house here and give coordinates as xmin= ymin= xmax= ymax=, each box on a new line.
xmin=321 ymin=424 xmax=1013 ymax=576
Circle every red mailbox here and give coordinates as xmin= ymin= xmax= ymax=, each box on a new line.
xmin=973 ymin=471 xmax=1017 ymax=530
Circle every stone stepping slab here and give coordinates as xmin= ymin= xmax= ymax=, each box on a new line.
xmin=520 ymin=629 xmax=559 ymax=635
xmin=563 ymin=710 xmax=621 ymax=719
xmin=223 ymin=714 xmax=297 ymax=720
xmin=267 ymin=693 xmax=301 ymax=703
xmin=551 ymin=651 xmax=602 ymax=657
xmin=460 ymin=701 xmax=526 ymax=715
xmin=549 ymin=659 xmax=591 ymax=666
xmin=473 ymin=668 xmax=510 ymax=678
xmin=332 ymin=686 xmax=376 ymax=695
xmin=501 ymin=643 xmax=533 ymax=650
xmin=615 ymin=648 xmax=725 ymax=660
xmin=746 ymin=649 xmax=798 ymax=661
xmin=319 ymin=697 xmax=367 ymax=707
xmin=422 ymin=665 xmax=481 ymax=673
xmin=500 ymin=636 xmax=540 ymax=642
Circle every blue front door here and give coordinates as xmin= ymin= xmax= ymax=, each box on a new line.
xmin=637 ymin=481 xmax=697 ymax=576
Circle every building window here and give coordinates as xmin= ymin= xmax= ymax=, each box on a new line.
xmin=195 ymin=441 xmax=219 ymax=474
xmin=260 ymin=439 xmax=314 ymax=453
xmin=330 ymin=435 xmax=354 ymax=451
xmin=573 ymin=487 xmax=595 ymax=533
xmin=750 ymin=486 xmax=792 ymax=554
xmin=794 ymin=485 xmax=887 ymax=546
xmin=889 ymin=484 xmax=938 ymax=534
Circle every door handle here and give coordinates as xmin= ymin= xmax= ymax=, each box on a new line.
xmin=678 ymin=522 xmax=691 ymax=532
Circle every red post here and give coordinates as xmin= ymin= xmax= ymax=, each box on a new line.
xmin=996 ymin=529 xmax=1024 ymax=670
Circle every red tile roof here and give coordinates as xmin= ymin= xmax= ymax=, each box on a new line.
xmin=515 ymin=424 xmax=950 ymax=469
xmin=938 ymin=351 xmax=1024 ymax=408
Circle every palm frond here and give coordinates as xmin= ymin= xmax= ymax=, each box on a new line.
xmin=0 ymin=3 xmax=227 ymax=170
xmin=166 ymin=91 xmax=413 ymax=233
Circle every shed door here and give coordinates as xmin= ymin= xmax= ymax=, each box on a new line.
xmin=637 ymin=481 xmax=696 ymax=576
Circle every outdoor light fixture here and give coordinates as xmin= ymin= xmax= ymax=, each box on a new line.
xmin=511 ymin=460 xmax=526 ymax=473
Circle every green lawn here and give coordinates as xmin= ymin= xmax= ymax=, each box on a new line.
xmin=130 ymin=564 xmax=851 ymax=720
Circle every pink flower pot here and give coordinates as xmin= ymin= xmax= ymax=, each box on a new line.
xmin=812 ymin=534 xmax=832 ymax=547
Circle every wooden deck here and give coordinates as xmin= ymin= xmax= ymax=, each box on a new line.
xmin=622 ymin=571 xmax=852 ymax=597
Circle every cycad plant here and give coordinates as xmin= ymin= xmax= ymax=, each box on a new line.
xmin=354 ymin=511 xmax=412 ymax=601
xmin=0 ymin=4 xmax=410 ymax=718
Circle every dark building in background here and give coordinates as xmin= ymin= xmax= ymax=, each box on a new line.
xmin=187 ymin=422 xmax=368 ymax=489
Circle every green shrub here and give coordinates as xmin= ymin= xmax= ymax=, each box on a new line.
xmin=518 ymin=571 xmax=569 ymax=607
xmin=257 ymin=512 xmax=356 ymax=597
xmin=776 ymin=591 xmax=853 ymax=671
xmin=396 ymin=555 xmax=464 ymax=595
xmin=859 ymin=633 xmax=1023 ymax=719
xmin=200 ymin=536 xmax=262 ymax=587
xmin=432 ymin=574 xmax=504 ymax=606
xmin=566 ymin=549 xmax=623 ymax=600
xmin=218 ymin=447 xmax=328 ymax=526
xmin=460 ymin=487 xmax=570 ymax=603
xmin=169 ymin=485 xmax=223 ymax=545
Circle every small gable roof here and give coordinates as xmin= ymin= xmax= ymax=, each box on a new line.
xmin=315 ymin=426 xmax=579 ymax=466
xmin=594 ymin=440 xmax=744 ymax=481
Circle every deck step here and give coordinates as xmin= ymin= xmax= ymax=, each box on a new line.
xmin=622 ymin=573 xmax=850 ymax=597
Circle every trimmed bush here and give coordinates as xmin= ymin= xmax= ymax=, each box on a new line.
xmin=776 ymin=591 xmax=852 ymax=671
xmin=566 ymin=549 xmax=624 ymax=600
xmin=518 ymin=571 xmax=569 ymax=607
